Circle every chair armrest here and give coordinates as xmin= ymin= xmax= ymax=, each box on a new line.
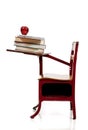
xmin=44 ymin=54 xmax=70 ymax=66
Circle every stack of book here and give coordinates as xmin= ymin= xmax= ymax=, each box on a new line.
xmin=14 ymin=35 xmax=46 ymax=54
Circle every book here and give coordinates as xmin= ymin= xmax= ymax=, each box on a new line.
xmin=14 ymin=42 xmax=46 ymax=49
xmin=15 ymin=46 xmax=44 ymax=54
xmin=15 ymin=35 xmax=45 ymax=45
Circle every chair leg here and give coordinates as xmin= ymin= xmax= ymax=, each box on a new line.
xmin=30 ymin=102 xmax=41 ymax=119
xmin=72 ymin=100 xmax=76 ymax=119
xmin=70 ymin=102 xmax=72 ymax=110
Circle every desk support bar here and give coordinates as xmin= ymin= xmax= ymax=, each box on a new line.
xmin=44 ymin=54 xmax=70 ymax=66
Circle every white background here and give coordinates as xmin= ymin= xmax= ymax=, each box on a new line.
xmin=0 ymin=0 xmax=87 ymax=130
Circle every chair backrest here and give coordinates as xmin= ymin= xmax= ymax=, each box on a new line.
xmin=69 ymin=42 xmax=79 ymax=82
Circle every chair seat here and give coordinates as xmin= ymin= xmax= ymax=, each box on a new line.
xmin=39 ymin=74 xmax=72 ymax=97
xmin=39 ymin=73 xmax=71 ymax=81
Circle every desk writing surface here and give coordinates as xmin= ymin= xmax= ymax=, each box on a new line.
xmin=6 ymin=49 xmax=50 ymax=56
xmin=6 ymin=48 xmax=50 ymax=76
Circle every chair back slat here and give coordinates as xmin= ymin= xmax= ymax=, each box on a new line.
xmin=69 ymin=42 xmax=79 ymax=81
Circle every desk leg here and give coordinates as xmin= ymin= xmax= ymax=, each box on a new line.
xmin=33 ymin=104 xmax=39 ymax=110
xmin=30 ymin=102 xmax=41 ymax=119
xmin=39 ymin=56 xmax=43 ymax=76
xmin=30 ymin=56 xmax=43 ymax=119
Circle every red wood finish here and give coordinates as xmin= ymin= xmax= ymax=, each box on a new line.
xmin=39 ymin=56 xmax=43 ymax=76
xmin=30 ymin=42 xmax=79 ymax=119
xmin=44 ymin=54 xmax=70 ymax=66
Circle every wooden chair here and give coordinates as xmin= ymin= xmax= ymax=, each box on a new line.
xmin=30 ymin=41 xmax=79 ymax=119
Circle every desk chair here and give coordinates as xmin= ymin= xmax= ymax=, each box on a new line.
xmin=30 ymin=41 xmax=79 ymax=119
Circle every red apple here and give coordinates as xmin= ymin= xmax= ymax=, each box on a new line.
xmin=20 ymin=26 xmax=29 ymax=35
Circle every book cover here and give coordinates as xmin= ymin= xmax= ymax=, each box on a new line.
xmin=15 ymin=35 xmax=45 ymax=45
